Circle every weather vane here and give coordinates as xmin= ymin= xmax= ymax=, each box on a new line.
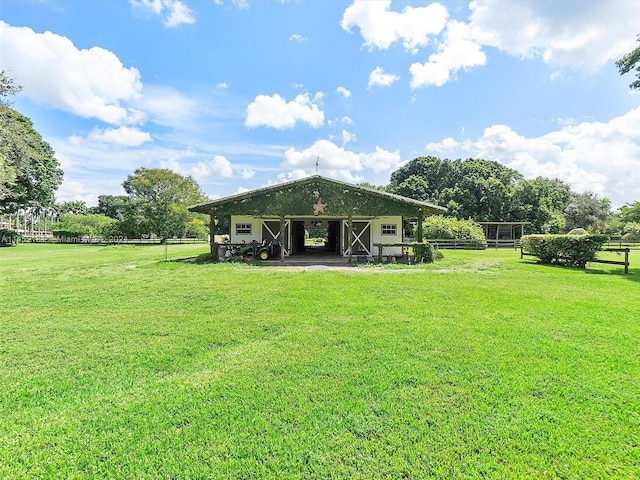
xmin=315 ymin=156 xmax=319 ymax=174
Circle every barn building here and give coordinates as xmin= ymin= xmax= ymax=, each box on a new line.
xmin=188 ymin=175 xmax=446 ymax=262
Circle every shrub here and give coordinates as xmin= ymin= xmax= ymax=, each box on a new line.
xmin=51 ymin=214 xmax=118 ymax=239
xmin=50 ymin=227 xmax=87 ymax=239
xmin=418 ymin=216 xmax=486 ymax=248
xmin=567 ymin=228 xmax=588 ymax=236
xmin=521 ymin=234 xmax=609 ymax=268
xmin=0 ymin=229 xmax=21 ymax=246
xmin=419 ymin=242 xmax=443 ymax=263
xmin=185 ymin=218 xmax=208 ymax=239
xmin=194 ymin=253 xmax=216 ymax=264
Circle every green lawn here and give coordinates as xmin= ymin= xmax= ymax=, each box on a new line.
xmin=1 ymin=244 xmax=639 ymax=479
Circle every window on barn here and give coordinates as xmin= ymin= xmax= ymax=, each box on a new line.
xmin=236 ymin=223 xmax=252 ymax=235
xmin=381 ymin=224 xmax=397 ymax=236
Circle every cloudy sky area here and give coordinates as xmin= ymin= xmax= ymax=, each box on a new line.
xmin=1 ymin=0 xmax=639 ymax=208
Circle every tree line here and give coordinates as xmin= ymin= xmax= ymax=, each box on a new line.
xmin=385 ymin=156 xmax=626 ymax=236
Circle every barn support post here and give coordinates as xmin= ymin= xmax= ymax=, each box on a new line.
xmin=279 ymin=215 xmax=286 ymax=262
xmin=347 ymin=214 xmax=353 ymax=263
xmin=415 ymin=212 xmax=425 ymax=262
xmin=209 ymin=213 xmax=218 ymax=260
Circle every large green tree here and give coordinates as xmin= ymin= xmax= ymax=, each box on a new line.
xmin=387 ymin=157 xmax=586 ymax=234
xmin=618 ymin=201 xmax=640 ymax=224
xmin=58 ymin=200 xmax=89 ymax=215
xmin=90 ymin=195 xmax=129 ymax=221
xmin=564 ymin=192 xmax=611 ymax=232
xmin=0 ymin=72 xmax=62 ymax=211
xmin=388 ymin=156 xmax=522 ymax=221
xmin=122 ymin=168 xmax=207 ymax=240
xmin=508 ymin=177 xmax=572 ymax=233
xmin=616 ymin=34 xmax=640 ymax=90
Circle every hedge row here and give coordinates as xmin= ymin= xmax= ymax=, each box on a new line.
xmin=419 ymin=216 xmax=486 ymax=249
xmin=521 ymin=234 xmax=608 ymax=268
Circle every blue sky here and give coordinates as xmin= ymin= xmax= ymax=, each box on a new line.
xmin=1 ymin=0 xmax=639 ymax=208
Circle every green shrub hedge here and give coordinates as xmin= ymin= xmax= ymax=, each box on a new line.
xmin=412 ymin=241 xmax=443 ymax=263
xmin=521 ymin=234 xmax=608 ymax=268
xmin=194 ymin=253 xmax=215 ymax=264
xmin=418 ymin=216 xmax=487 ymax=249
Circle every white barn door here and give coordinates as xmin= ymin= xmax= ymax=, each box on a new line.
xmin=261 ymin=220 xmax=290 ymax=255
xmin=341 ymin=221 xmax=371 ymax=256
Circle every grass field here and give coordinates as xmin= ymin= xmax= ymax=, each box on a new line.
xmin=1 ymin=244 xmax=639 ymax=479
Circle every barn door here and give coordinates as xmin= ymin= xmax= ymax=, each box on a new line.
xmin=261 ymin=220 xmax=290 ymax=255
xmin=342 ymin=221 xmax=371 ymax=256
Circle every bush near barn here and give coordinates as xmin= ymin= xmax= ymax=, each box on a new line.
xmin=418 ymin=216 xmax=487 ymax=249
xmin=521 ymin=234 xmax=609 ymax=268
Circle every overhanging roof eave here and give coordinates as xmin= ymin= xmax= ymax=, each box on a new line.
xmin=188 ymin=175 xmax=447 ymax=216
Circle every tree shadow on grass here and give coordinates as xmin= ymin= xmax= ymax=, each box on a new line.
xmin=584 ymin=266 xmax=640 ymax=283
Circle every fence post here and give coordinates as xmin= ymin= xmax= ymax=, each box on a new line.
xmin=625 ymin=249 xmax=629 ymax=274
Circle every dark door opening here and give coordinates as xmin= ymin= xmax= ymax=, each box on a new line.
xmin=290 ymin=219 xmax=341 ymax=257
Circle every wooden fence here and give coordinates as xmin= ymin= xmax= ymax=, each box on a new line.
xmin=17 ymin=235 xmax=207 ymax=245
xmin=604 ymin=241 xmax=640 ymax=250
xmin=521 ymin=247 xmax=630 ymax=274
xmin=425 ymin=238 xmax=487 ymax=250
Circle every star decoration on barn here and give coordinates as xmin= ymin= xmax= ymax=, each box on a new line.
xmin=312 ymin=189 xmax=326 ymax=215
xmin=313 ymin=200 xmax=326 ymax=215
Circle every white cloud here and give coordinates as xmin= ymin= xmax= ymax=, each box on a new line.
xmin=239 ymin=168 xmax=256 ymax=179
xmin=426 ymin=136 xmax=459 ymax=153
xmin=409 ymin=20 xmax=486 ymax=88
xmin=289 ymin=33 xmax=307 ymax=43
xmin=190 ymin=155 xmax=233 ymax=178
xmin=277 ymin=170 xmax=310 ymax=183
xmin=424 ymin=106 xmax=640 ymax=207
xmin=135 ymin=85 xmax=198 ymax=128
xmin=162 ymin=153 xmax=234 ymax=179
xmin=216 ymin=82 xmax=229 ymax=89
xmin=367 ymin=67 xmax=400 ymax=89
xmin=327 ymin=116 xmax=354 ymax=127
xmin=56 ymin=179 xmax=116 ymax=206
xmin=341 ymin=0 xmax=448 ymax=52
xmin=336 ymin=86 xmax=352 ymax=98
xmin=341 ymin=130 xmax=357 ymax=146
xmin=131 ymin=0 xmax=195 ymax=28
xmin=344 ymin=1 xmax=640 ymax=88
xmin=83 ymin=126 xmax=152 ymax=147
xmin=213 ymin=0 xmax=249 ymax=10
xmin=0 ymin=21 xmax=143 ymax=125
xmin=158 ymin=146 xmax=197 ymax=171
xmin=361 ymin=146 xmax=402 ymax=173
xmin=282 ymin=140 xmax=402 ymax=177
xmin=329 ymin=130 xmax=357 ymax=147
xmin=245 ymin=93 xmax=324 ymax=129
xmin=467 ymin=0 xmax=640 ymax=69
